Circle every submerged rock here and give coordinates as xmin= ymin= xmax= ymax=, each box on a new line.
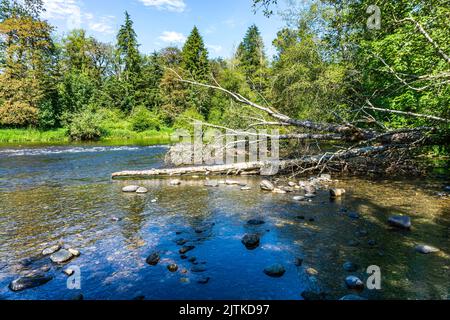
xmin=330 ymin=188 xmax=346 ymax=198
xmin=179 ymin=246 xmax=195 ymax=254
xmin=304 ymin=193 xmax=316 ymax=199
xmin=343 ymin=262 xmax=359 ymax=272
xmin=388 ymin=215 xmax=412 ymax=230
xmin=347 ymin=212 xmax=360 ymax=220
xmin=42 ymin=245 xmax=61 ymax=256
xmin=260 ymin=180 xmax=275 ymax=191
xmin=205 ymin=181 xmax=219 ymax=188
xmin=175 ymin=239 xmax=188 ymax=246
xmin=167 ymin=264 xmax=178 ymax=272
xmin=263 ymin=264 xmax=286 ymax=278
xmin=293 ymin=196 xmax=306 ymax=202
xmin=241 ymin=234 xmax=260 ymax=250
xmin=197 ymin=277 xmax=210 ymax=284
xmin=247 ymin=219 xmax=265 ymax=226
xmin=241 ymin=186 xmax=252 ymax=191
xmin=345 ymin=276 xmax=364 ymax=290
xmin=294 ymin=258 xmax=304 ymax=267
xmin=50 ymin=249 xmax=74 ymax=264
xmin=122 ymin=185 xmax=140 ymax=193
xmin=9 ymin=275 xmax=53 ymax=292
xmin=415 ymin=245 xmax=440 ymax=254
xmin=146 ymin=252 xmax=160 ymax=266
xmin=191 ymin=265 xmax=207 ymax=273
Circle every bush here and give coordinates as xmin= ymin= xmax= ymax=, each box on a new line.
xmin=68 ymin=108 xmax=105 ymax=141
xmin=130 ymin=106 xmax=163 ymax=132
xmin=173 ymin=108 xmax=205 ymax=134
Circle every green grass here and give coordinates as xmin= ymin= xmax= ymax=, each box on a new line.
xmin=0 ymin=127 xmax=174 ymax=144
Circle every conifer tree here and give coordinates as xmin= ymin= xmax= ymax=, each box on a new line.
xmin=181 ymin=26 xmax=210 ymax=81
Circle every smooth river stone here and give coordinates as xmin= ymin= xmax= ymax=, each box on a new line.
xmin=42 ymin=244 xmax=61 ymax=256
xmin=122 ymin=185 xmax=140 ymax=193
xmin=146 ymin=252 xmax=160 ymax=266
xmin=241 ymin=234 xmax=260 ymax=250
xmin=260 ymin=180 xmax=275 ymax=191
xmin=263 ymin=264 xmax=286 ymax=278
xmin=330 ymin=188 xmax=346 ymax=198
xmin=388 ymin=215 xmax=412 ymax=230
xmin=136 ymin=187 xmax=148 ymax=194
xmin=415 ymin=245 xmax=440 ymax=254
xmin=50 ymin=249 xmax=74 ymax=263
xmin=9 ymin=275 xmax=53 ymax=292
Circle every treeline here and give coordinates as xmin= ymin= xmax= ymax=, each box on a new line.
xmin=0 ymin=0 xmax=449 ymax=147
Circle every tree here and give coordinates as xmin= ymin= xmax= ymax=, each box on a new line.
xmin=0 ymin=0 xmax=58 ymax=127
xmin=116 ymin=11 xmax=142 ymax=82
xmin=181 ymin=26 xmax=210 ymax=81
xmin=235 ymin=25 xmax=268 ymax=92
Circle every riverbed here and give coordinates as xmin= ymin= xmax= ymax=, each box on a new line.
xmin=0 ymin=144 xmax=448 ymax=300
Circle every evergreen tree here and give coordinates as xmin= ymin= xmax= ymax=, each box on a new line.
xmin=181 ymin=26 xmax=210 ymax=80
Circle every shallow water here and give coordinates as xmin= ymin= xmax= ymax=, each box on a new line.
xmin=0 ymin=145 xmax=448 ymax=300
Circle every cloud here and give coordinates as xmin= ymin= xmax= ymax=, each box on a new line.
xmin=42 ymin=0 xmax=115 ymax=34
xmin=139 ymin=0 xmax=186 ymax=12
xmin=158 ymin=31 xmax=186 ymax=44
xmin=207 ymin=44 xmax=223 ymax=55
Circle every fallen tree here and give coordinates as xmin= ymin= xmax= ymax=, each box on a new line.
xmin=112 ymin=69 xmax=448 ymax=179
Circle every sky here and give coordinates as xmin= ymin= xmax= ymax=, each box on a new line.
xmin=41 ymin=0 xmax=289 ymax=59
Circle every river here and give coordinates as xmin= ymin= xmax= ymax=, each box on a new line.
xmin=0 ymin=143 xmax=448 ymax=300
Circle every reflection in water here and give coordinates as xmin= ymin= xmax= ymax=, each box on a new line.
xmin=0 ymin=145 xmax=449 ymax=300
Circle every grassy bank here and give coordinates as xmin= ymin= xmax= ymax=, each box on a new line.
xmin=0 ymin=127 xmax=174 ymax=144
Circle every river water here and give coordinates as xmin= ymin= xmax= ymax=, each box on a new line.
xmin=0 ymin=144 xmax=448 ymax=300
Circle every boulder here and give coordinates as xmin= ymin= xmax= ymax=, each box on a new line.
xmin=122 ymin=185 xmax=140 ymax=193
xmin=146 ymin=252 xmax=160 ymax=266
xmin=50 ymin=249 xmax=74 ymax=264
xmin=241 ymin=234 xmax=260 ymax=250
xmin=136 ymin=187 xmax=148 ymax=194
xmin=263 ymin=264 xmax=286 ymax=278
xmin=260 ymin=180 xmax=275 ymax=191
xmin=9 ymin=275 xmax=53 ymax=292
xmin=330 ymin=188 xmax=346 ymax=198
xmin=42 ymin=245 xmax=61 ymax=256
xmin=388 ymin=215 xmax=412 ymax=230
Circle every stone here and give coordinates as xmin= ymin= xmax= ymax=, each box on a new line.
xmin=345 ymin=276 xmax=364 ymax=290
xmin=9 ymin=275 xmax=53 ymax=292
xmin=205 ymin=181 xmax=219 ymax=188
xmin=50 ymin=249 xmax=74 ymax=264
xmin=263 ymin=264 xmax=286 ymax=278
xmin=388 ymin=215 xmax=412 ymax=230
xmin=167 ymin=264 xmax=178 ymax=272
xmin=68 ymin=248 xmax=80 ymax=257
xmin=146 ymin=252 xmax=160 ymax=266
xmin=175 ymin=239 xmax=188 ymax=246
xmin=241 ymin=187 xmax=252 ymax=191
xmin=260 ymin=180 xmax=275 ymax=191
xmin=293 ymin=196 xmax=306 ymax=202
xmin=282 ymin=187 xmax=295 ymax=193
xmin=415 ymin=245 xmax=440 ymax=254
xmin=63 ymin=268 xmax=75 ymax=276
xmin=272 ymin=188 xmax=287 ymax=194
xmin=288 ymin=182 xmax=297 ymax=187
xmin=179 ymin=246 xmax=195 ymax=254
xmin=330 ymin=188 xmax=346 ymax=198
xmin=136 ymin=187 xmax=148 ymax=194
xmin=343 ymin=262 xmax=359 ymax=272
xmin=304 ymin=185 xmax=317 ymax=194
xmin=241 ymin=234 xmax=260 ymax=250
xmin=304 ymin=193 xmax=316 ymax=199
xmin=306 ymin=268 xmax=319 ymax=276
xmin=169 ymin=179 xmax=181 ymax=186
xmin=191 ymin=266 xmax=207 ymax=273
xmin=197 ymin=277 xmax=210 ymax=284
xmin=188 ymin=257 xmax=197 ymax=263
xmin=122 ymin=185 xmax=140 ymax=193
xmin=42 ymin=245 xmax=61 ymax=256
xmin=340 ymin=294 xmax=366 ymax=301
xmin=247 ymin=219 xmax=265 ymax=226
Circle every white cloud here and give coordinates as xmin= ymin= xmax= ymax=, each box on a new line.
xmin=207 ymin=44 xmax=223 ymax=55
xmin=42 ymin=0 xmax=115 ymax=34
xmin=139 ymin=0 xmax=186 ymax=12
xmin=159 ymin=31 xmax=186 ymax=44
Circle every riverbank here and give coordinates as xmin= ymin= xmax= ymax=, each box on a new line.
xmin=0 ymin=128 xmax=174 ymax=144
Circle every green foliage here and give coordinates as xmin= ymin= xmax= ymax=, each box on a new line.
xmin=173 ymin=107 xmax=205 ymax=133
xmin=182 ymin=26 xmax=210 ymax=81
xmin=68 ymin=107 xmax=105 ymax=141
xmin=130 ymin=106 xmax=163 ymax=132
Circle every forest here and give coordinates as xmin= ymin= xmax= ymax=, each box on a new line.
xmin=0 ymin=0 xmax=449 ymax=160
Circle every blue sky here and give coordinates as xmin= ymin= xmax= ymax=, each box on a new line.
xmin=42 ymin=0 xmax=288 ymax=59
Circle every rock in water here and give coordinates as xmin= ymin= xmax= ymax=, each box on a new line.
xmin=50 ymin=249 xmax=74 ymax=264
xmin=205 ymin=181 xmax=219 ymax=188
xmin=191 ymin=266 xmax=207 ymax=273
xmin=241 ymin=187 xmax=252 ymax=191
xmin=264 ymin=264 xmax=286 ymax=278
xmin=247 ymin=219 xmax=265 ymax=226
xmin=343 ymin=262 xmax=359 ymax=272
xmin=293 ymin=196 xmax=306 ymax=202
xmin=330 ymin=188 xmax=346 ymax=198
xmin=122 ymin=185 xmax=140 ymax=193
xmin=415 ymin=245 xmax=440 ymax=254
xmin=241 ymin=234 xmax=260 ymax=250
xmin=9 ymin=275 xmax=53 ymax=292
xmin=260 ymin=180 xmax=275 ymax=191
xmin=63 ymin=268 xmax=75 ymax=276
xmin=136 ymin=187 xmax=148 ymax=194
xmin=179 ymin=246 xmax=195 ymax=254
xmin=197 ymin=277 xmax=210 ymax=284
xmin=42 ymin=245 xmax=61 ymax=256
xmin=388 ymin=215 xmax=412 ymax=230
xmin=169 ymin=179 xmax=181 ymax=186
xmin=68 ymin=248 xmax=80 ymax=257
xmin=167 ymin=264 xmax=178 ymax=272
xmin=304 ymin=185 xmax=316 ymax=195
xmin=345 ymin=276 xmax=364 ymax=290
xmin=146 ymin=252 xmax=160 ymax=266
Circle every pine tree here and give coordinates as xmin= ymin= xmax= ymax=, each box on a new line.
xmin=181 ymin=26 xmax=210 ymax=81
xmin=116 ymin=11 xmax=142 ymax=82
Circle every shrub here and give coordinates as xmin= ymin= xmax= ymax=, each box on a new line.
xmin=130 ymin=106 xmax=163 ymax=132
xmin=68 ymin=108 xmax=105 ymax=141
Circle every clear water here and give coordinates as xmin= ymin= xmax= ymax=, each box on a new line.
xmin=0 ymin=144 xmax=448 ymax=300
